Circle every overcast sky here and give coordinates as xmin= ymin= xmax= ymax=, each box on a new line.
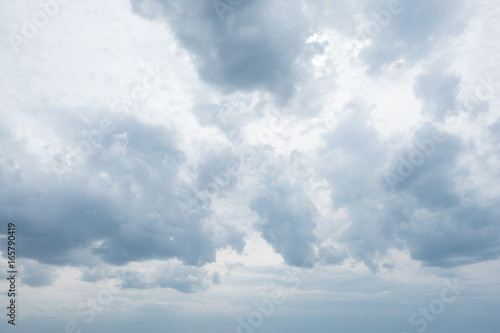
xmin=1 ymin=0 xmax=499 ymax=332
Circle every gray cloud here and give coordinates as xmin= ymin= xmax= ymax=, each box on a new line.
xmin=359 ymin=0 xmax=468 ymax=74
xmin=413 ymin=70 xmax=461 ymax=121
xmin=20 ymin=260 xmax=59 ymax=287
xmin=387 ymin=123 xmax=464 ymax=209
xmin=399 ymin=203 xmax=500 ymax=267
xmin=195 ymin=148 xmax=239 ymax=195
xmin=251 ymin=174 xmax=318 ymax=267
xmin=1 ymin=1 xmax=499 ymax=331
xmin=320 ymin=100 xmax=394 ymax=271
xmin=0 ymin=108 xmax=244 ymax=277
xmin=121 ymin=264 xmax=214 ymax=293
xmin=319 ymin=100 xmax=500 ymax=270
xmin=130 ymin=0 xmax=313 ymax=104
xmin=0 ymin=0 xmax=497 ymax=305
xmin=489 ymin=118 xmax=500 ymax=142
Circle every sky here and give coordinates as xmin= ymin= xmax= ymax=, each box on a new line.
xmin=0 ymin=0 xmax=499 ymax=332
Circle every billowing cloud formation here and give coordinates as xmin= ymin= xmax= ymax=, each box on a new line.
xmin=358 ymin=0 xmax=468 ymax=74
xmin=195 ymin=148 xmax=239 ymax=194
xmin=0 ymin=0 xmax=498 ymax=309
xmin=130 ymin=0 xmax=312 ymax=103
xmin=387 ymin=123 xmax=500 ymax=267
xmin=316 ymin=96 xmax=500 ymax=271
xmin=413 ymin=70 xmax=461 ymax=121
xmin=121 ymin=261 xmax=216 ymax=293
xmin=251 ymin=178 xmax=318 ymax=267
xmin=0 ymin=109 xmax=244 ymax=275
xmin=20 ymin=259 xmax=59 ymax=287
xmin=319 ymin=100 xmax=395 ymax=271
xmin=1 ymin=1 xmax=500 ymax=332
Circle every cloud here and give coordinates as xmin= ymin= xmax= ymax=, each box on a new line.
xmin=0 ymin=108 xmax=244 ymax=272
xmin=0 ymin=3 xmax=499 ymax=327
xmin=20 ymin=259 xmax=59 ymax=287
xmin=195 ymin=148 xmax=239 ymax=195
xmin=121 ymin=261 xmax=215 ymax=293
xmin=413 ymin=70 xmax=461 ymax=121
xmin=359 ymin=0 xmax=468 ymax=74
xmin=317 ymin=99 xmax=500 ymax=271
xmin=319 ymin=100 xmax=394 ymax=271
xmin=400 ymin=203 xmax=500 ymax=267
xmin=386 ymin=123 xmax=464 ymax=209
xmin=1 ymin=1 xmax=500 ymax=332
xmin=321 ymin=99 xmax=385 ymax=206
xmin=251 ymin=172 xmax=319 ymax=267
xmin=489 ymin=118 xmax=500 ymax=142
xmin=130 ymin=0 xmax=313 ymax=104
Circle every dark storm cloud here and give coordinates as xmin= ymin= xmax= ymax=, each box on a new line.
xmin=130 ymin=0 xmax=311 ymax=103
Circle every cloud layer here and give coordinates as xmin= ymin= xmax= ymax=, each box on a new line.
xmin=0 ymin=0 xmax=499 ymax=332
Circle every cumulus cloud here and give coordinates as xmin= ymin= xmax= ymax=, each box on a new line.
xmin=400 ymin=203 xmax=500 ymax=267
xmin=358 ymin=0 xmax=469 ymax=74
xmin=130 ymin=0 xmax=315 ymax=104
xmin=0 ymin=108 xmax=244 ymax=274
xmin=316 ymin=97 xmax=500 ymax=271
xmin=195 ymin=148 xmax=239 ymax=195
xmin=0 ymin=4 xmax=499 ymax=333
xmin=413 ymin=70 xmax=461 ymax=121
xmin=250 ymin=161 xmax=319 ymax=267
xmin=20 ymin=260 xmax=59 ymax=287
